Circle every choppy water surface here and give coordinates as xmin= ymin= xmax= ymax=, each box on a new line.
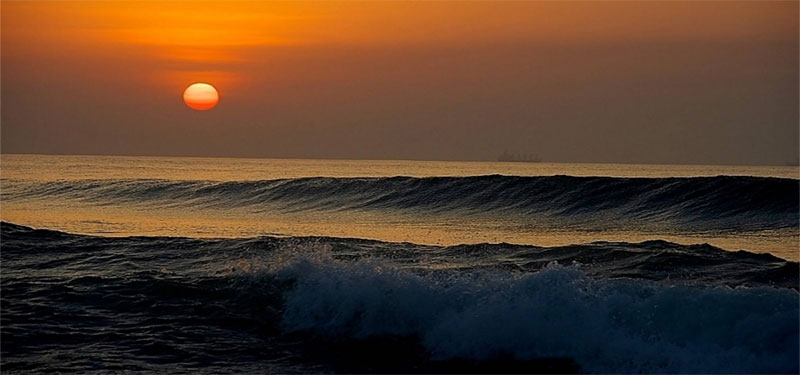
xmin=1 ymin=154 xmax=798 ymax=373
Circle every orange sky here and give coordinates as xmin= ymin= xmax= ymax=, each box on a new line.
xmin=2 ymin=1 xmax=797 ymax=164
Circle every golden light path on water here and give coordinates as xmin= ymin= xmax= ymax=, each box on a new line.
xmin=2 ymin=154 xmax=798 ymax=261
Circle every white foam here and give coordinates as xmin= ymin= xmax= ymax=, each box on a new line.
xmin=273 ymin=250 xmax=799 ymax=373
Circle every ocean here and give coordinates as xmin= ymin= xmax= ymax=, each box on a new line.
xmin=1 ymin=154 xmax=798 ymax=373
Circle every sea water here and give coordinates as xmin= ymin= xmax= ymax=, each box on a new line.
xmin=1 ymin=154 xmax=798 ymax=373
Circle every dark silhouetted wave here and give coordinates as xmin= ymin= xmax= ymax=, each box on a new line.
xmin=3 ymin=175 xmax=798 ymax=231
xmin=2 ymin=223 xmax=797 ymax=373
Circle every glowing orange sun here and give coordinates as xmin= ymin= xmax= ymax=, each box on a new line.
xmin=183 ymin=83 xmax=219 ymax=110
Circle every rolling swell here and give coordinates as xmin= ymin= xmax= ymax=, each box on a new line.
xmin=2 ymin=223 xmax=798 ymax=373
xmin=3 ymin=175 xmax=798 ymax=231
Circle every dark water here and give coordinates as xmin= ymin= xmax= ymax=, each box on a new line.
xmin=3 ymin=156 xmax=799 ymax=373
xmin=2 ymin=222 xmax=798 ymax=374
xmin=5 ymin=175 xmax=798 ymax=231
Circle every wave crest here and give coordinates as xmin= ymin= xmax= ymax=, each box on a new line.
xmin=275 ymin=252 xmax=799 ymax=373
xmin=4 ymin=175 xmax=798 ymax=231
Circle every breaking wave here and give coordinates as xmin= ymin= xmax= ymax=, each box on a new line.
xmin=2 ymin=223 xmax=798 ymax=373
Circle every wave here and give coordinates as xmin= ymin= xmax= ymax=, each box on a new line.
xmin=1 ymin=222 xmax=795 ymax=288
xmin=278 ymin=255 xmax=798 ymax=374
xmin=2 ymin=223 xmax=798 ymax=373
xmin=3 ymin=175 xmax=798 ymax=231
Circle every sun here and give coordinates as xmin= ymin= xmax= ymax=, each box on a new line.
xmin=183 ymin=83 xmax=219 ymax=110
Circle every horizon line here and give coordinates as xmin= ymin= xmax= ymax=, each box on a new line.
xmin=1 ymin=152 xmax=798 ymax=168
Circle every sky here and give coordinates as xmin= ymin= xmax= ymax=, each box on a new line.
xmin=2 ymin=1 xmax=798 ymax=165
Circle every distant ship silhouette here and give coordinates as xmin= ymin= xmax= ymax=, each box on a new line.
xmin=497 ymin=150 xmax=542 ymax=163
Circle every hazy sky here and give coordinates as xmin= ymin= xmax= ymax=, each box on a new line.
xmin=2 ymin=1 xmax=797 ymax=165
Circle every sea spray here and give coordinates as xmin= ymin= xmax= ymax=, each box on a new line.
xmin=273 ymin=250 xmax=798 ymax=373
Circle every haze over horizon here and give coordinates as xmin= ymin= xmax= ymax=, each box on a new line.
xmin=2 ymin=1 xmax=798 ymax=166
